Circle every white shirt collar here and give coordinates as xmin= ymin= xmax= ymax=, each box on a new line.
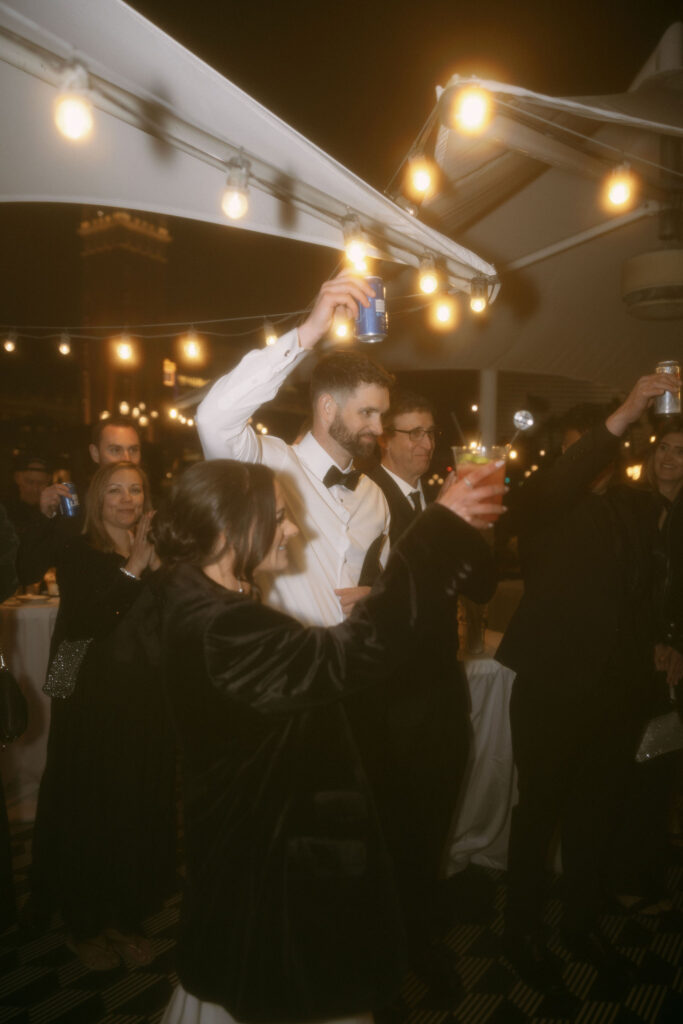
xmin=381 ymin=464 xmax=424 ymax=502
xmin=295 ymin=431 xmax=353 ymax=481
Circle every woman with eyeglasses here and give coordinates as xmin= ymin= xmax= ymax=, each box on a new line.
xmin=153 ymin=457 xmax=503 ymax=1024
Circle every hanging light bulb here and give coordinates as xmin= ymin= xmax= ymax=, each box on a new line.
xmin=99 ymin=410 xmax=111 ymax=420
xmin=418 ymin=254 xmax=440 ymax=295
xmin=169 ymin=407 xmax=178 ymax=420
xmin=119 ymin=401 xmax=130 ymax=415
xmin=428 ymin=293 xmax=459 ymax=331
xmin=469 ymin=277 xmax=488 ymax=314
xmin=180 ymin=330 xmax=204 ymax=363
xmin=53 ymin=63 xmax=94 ymax=142
xmin=332 ymin=310 xmax=353 ymax=340
xmin=3 ymin=332 xmax=17 ymax=353
xmin=138 ymin=415 xmax=149 ymax=427
xmin=605 ymin=163 xmax=636 ymax=209
xmin=58 ymin=333 xmax=71 ymax=356
xmin=264 ymin=321 xmax=278 ymax=346
xmin=342 ymin=215 xmax=369 ymax=270
xmin=405 ymin=157 xmax=435 ymax=201
xmin=221 ymin=156 xmax=251 ymax=219
xmin=452 ymin=85 xmax=493 ymax=135
xmin=113 ymin=335 xmax=136 ymax=365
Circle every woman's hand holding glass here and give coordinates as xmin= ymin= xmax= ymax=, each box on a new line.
xmin=436 ymin=460 xmax=507 ymax=529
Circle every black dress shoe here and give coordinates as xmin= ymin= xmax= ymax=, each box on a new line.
xmin=501 ymin=930 xmax=565 ymax=992
xmin=560 ymin=927 xmax=634 ymax=977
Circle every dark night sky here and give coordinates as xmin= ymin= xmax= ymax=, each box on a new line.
xmin=2 ymin=0 xmax=682 ymax=338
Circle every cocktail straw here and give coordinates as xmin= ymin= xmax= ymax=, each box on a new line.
xmin=450 ymin=410 xmax=466 ymax=445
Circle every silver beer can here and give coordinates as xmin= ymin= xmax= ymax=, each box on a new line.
xmin=654 ymin=360 xmax=681 ymax=416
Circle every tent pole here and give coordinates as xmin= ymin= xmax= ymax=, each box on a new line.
xmin=479 ymin=369 xmax=497 ymax=446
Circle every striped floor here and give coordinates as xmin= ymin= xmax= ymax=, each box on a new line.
xmin=1 ymin=823 xmax=682 ymax=1024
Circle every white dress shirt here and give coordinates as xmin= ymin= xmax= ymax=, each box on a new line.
xmin=196 ymin=330 xmax=390 ymax=627
xmin=380 ymin=466 xmax=426 ymax=510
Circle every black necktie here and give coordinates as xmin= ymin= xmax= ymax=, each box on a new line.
xmin=323 ymin=466 xmax=361 ymax=491
xmin=409 ymin=491 xmax=422 ymax=513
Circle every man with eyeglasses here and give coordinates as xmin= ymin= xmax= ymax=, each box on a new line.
xmin=367 ymin=391 xmax=440 ymax=544
xmin=352 ymin=391 xmax=475 ymax=999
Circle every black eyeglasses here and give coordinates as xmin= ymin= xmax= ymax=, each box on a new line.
xmin=387 ymin=427 xmax=441 ymax=443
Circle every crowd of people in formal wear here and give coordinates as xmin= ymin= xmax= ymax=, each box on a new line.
xmin=0 ymin=273 xmax=681 ymax=1021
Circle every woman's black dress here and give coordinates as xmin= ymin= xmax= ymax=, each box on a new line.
xmin=30 ymin=536 xmax=176 ymax=939
xmin=156 ymin=504 xmax=494 ymax=1022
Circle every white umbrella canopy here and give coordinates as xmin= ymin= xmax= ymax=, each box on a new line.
xmin=386 ymin=22 xmax=683 ymax=389
xmin=0 ymin=0 xmax=496 ymax=295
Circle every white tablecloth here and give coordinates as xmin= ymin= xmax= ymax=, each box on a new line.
xmin=0 ymin=599 xmax=58 ymax=821
xmin=447 ymin=630 xmax=517 ymax=873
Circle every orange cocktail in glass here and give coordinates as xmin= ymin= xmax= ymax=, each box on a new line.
xmin=452 ymin=445 xmax=506 ymax=523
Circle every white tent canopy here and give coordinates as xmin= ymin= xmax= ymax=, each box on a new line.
xmin=383 ymin=23 xmax=683 ymax=389
xmin=0 ymin=0 xmax=496 ymax=295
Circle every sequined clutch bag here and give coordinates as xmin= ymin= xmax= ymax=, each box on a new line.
xmin=635 ymin=686 xmax=683 ymax=763
xmin=43 ymin=639 xmax=93 ymax=699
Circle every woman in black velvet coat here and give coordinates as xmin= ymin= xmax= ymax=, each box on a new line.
xmin=153 ymin=458 xmax=502 ymax=1024
xmin=29 ymin=462 xmax=176 ymax=970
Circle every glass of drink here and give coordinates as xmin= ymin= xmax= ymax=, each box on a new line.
xmin=452 ymin=444 xmax=506 ymax=523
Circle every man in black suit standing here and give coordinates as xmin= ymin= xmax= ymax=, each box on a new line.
xmin=497 ymin=372 xmax=679 ymax=989
xmin=366 ymin=391 xmax=438 ymax=540
xmin=356 ymin=392 xmax=483 ymax=998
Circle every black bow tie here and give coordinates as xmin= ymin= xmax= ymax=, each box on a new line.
xmin=323 ymin=465 xmax=362 ymax=491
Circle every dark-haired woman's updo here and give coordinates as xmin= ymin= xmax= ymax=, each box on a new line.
xmin=153 ymin=460 xmax=276 ymax=585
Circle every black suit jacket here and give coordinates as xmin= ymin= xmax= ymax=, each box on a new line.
xmin=366 ymin=464 xmax=422 ymax=546
xmin=351 ymin=462 xmax=492 ymax=914
xmin=496 ymin=424 xmax=659 ymax=689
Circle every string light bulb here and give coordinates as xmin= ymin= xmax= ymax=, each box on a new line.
xmin=418 ymin=254 xmax=440 ymax=295
xmin=3 ymin=332 xmax=17 ymax=353
xmin=119 ymin=401 xmax=130 ymax=415
xmin=180 ymin=330 xmax=204 ymax=363
xmin=264 ymin=321 xmax=278 ymax=346
xmin=342 ymin=215 xmax=369 ymax=270
xmin=332 ymin=311 xmax=353 ymax=340
xmin=113 ymin=335 xmax=136 ymax=365
xmin=221 ymin=156 xmax=251 ymax=220
xmin=99 ymin=410 xmax=110 ymax=420
xmin=58 ymin=333 xmax=71 ymax=356
xmin=138 ymin=415 xmax=149 ymax=427
xmin=405 ymin=157 xmax=435 ymax=201
xmin=469 ymin=277 xmax=488 ymax=314
xmin=53 ymin=64 xmax=94 ymax=142
xmin=428 ymin=293 xmax=459 ymax=331
xmin=452 ymin=85 xmax=493 ymax=135
xmin=168 ymin=408 xmax=178 ymax=420
xmin=605 ymin=163 xmax=636 ymax=209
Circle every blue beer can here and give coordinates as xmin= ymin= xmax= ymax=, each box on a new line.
xmin=59 ymin=482 xmax=80 ymax=517
xmin=355 ymin=276 xmax=387 ymax=343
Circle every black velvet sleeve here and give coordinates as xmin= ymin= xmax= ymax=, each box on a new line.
xmin=204 ymin=503 xmax=494 ymax=715
xmin=56 ymin=537 xmax=143 ymax=641
xmin=506 ymin=423 xmax=620 ymax=538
